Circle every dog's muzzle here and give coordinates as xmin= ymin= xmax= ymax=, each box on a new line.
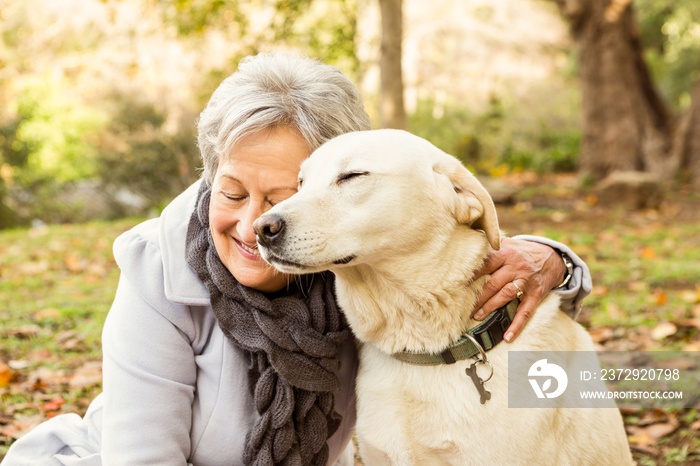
xmin=253 ymin=213 xmax=286 ymax=248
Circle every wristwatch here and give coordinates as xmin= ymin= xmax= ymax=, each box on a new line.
xmin=556 ymin=253 xmax=574 ymax=289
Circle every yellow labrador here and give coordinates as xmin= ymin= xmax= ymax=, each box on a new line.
xmin=254 ymin=129 xmax=632 ymax=465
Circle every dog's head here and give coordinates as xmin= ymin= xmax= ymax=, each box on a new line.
xmin=253 ymin=129 xmax=499 ymax=275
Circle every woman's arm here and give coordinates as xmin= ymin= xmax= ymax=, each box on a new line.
xmin=101 ymin=273 xmax=197 ymax=464
xmin=471 ymin=235 xmax=592 ymax=342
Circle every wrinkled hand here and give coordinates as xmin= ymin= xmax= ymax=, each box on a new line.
xmin=471 ymin=237 xmax=566 ymax=342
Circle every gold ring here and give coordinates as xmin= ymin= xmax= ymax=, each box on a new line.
xmin=513 ymin=282 xmax=524 ymax=300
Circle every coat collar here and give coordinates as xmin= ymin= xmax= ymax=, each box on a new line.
xmin=159 ymin=180 xmax=211 ymax=306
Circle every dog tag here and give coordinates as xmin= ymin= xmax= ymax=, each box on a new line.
xmin=466 ymin=362 xmax=491 ymax=404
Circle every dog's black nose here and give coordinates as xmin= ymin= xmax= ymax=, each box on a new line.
xmin=253 ymin=214 xmax=286 ymax=245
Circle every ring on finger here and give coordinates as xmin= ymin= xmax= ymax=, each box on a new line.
xmin=513 ymin=281 xmax=524 ymax=300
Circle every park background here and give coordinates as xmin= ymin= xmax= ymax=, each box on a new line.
xmin=0 ymin=0 xmax=699 ymax=463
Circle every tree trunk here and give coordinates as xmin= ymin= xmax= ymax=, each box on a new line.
xmin=378 ymin=0 xmax=406 ymax=129
xmin=678 ymin=80 xmax=700 ymax=185
xmin=553 ymin=0 xmax=677 ymax=181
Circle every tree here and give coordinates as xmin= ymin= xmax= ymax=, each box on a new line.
xmin=159 ymin=0 xmax=362 ymax=80
xmin=552 ymin=0 xmax=700 ymax=184
xmin=681 ymin=81 xmax=700 ymax=183
xmin=378 ymin=0 xmax=406 ymax=129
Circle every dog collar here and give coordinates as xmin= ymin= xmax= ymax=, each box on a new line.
xmin=391 ymin=300 xmax=518 ymax=366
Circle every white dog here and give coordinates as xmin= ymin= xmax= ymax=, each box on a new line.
xmin=254 ymin=129 xmax=632 ymax=465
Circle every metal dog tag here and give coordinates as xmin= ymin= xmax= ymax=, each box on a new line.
xmin=466 ymin=362 xmax=492 ymax=404
xmin=462 ymin=333 xmax=493 ymax=405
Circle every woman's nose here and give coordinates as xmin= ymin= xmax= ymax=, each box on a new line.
xmin=237 ymin=202 xmax=266 ymax=243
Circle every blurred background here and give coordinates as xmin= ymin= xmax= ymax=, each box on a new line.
xmin=1 ymin=1 xmax=700 ymax=463
xmin=1 ymin=0 xmax=698 ymax=228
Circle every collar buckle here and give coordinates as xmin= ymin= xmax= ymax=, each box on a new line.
xmin=470 ymin=303 xmax=513 ymax=350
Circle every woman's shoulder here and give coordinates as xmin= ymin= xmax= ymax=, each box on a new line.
xmin=112 ymin=217 xmax=163 ymax=284
xmin=113 ymin=181 xmax=210 ymax=307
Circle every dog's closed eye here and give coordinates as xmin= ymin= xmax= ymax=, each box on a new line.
xmin=337 ymin=171 xmax=369 ymax=184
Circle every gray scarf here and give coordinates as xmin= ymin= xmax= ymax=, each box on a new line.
xmin=185 ymin=183 xmax=349 ymax=466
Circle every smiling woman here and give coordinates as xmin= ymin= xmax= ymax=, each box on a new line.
xmin=208 ymin=126 xmax=310 ymax=292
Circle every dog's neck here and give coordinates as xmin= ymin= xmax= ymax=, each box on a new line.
xmin=333 ymin=229 xmax=492 ymax=354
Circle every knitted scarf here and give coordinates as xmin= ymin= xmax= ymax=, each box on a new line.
xmin=185 ymin=183 xmax=350 ymax=466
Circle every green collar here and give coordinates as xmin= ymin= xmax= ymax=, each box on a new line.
xmin=391 ymin=300 xmax=518 ymax=366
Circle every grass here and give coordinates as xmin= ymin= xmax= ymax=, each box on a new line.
xmin=1 ymin=176 xmax=699 ymax=463
xmin=541 ymin=219 xmax=700 ymax=333
xmin=0 ymin=219 xmax=138 ymax=360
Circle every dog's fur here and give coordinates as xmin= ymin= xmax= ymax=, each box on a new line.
xmin=254 ymin=129 xmax=632 ymax=465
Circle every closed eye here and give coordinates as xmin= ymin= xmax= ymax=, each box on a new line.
xmin=337 ymin=171 xmax=369 ymax=184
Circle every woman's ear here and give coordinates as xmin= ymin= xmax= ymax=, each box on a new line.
xmin=432 ymin=151 xmax=501 ymax=250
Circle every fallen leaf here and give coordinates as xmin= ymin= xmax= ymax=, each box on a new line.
xmin=84 ymin=274 xmax=102 ymax=284
xmin=33 ymin=308 xmax=61 ymax=322
xmin=32 ymin=378 xmax=48 ymax=391
xmin=626 ymin=429 xmax=655 ymax=447
xmin=55 ymin=330 xmax=85 ymax=351
xmin=648 ymin=290 xmax=667 ymax=306
xmin=69 ymin=361 xmax=102 ymax=389
xmin=619 ymin=407 xmax=641 ymax=417
xmin=627 ymin=417 xmax=679 ymax=446
xmin=628 ymin=442 xmax=659 ymax=456
xmin=42 ymin=397 xmax=65 ymax=413
xmin=584 ymin=194 xmax=598 ymax=206
xmin=680 ymin=289 xmax=700 ymax=304
xmin=683 ymin=341 xmax=700 ymax=351
xmin=676 ymin=318 xmax=700 ymax=331
xmin=642 ymin=421 xmax=679 ymax=440
xmin=650 ymin=322 xmax=677 ymax=340
xmin=605 ymin=302 xmax=622 ymax=320
xmin=637 ymin=409 xmax=673 ymax=426
xmin=657 ymin=357 xmax=697 ymax=370
xmin=692 ymin=304 xmax=700 ymax=318
xmin=4 ymin=324 xmax=42 ymax=338
xmin=588 ymin=327 xmax=614 ymax=344
xmin=0 ymin=360 xmax=12 ymax=387
xmin=8 ymin=360 xmax=30 ymax=370
xmin=26 ymin=348 xmax=55 ymax=362
xmin=513 ymin=202 xmax=532 ymax=213
xmin=0 ymin=414 xmax=44 ymax=440
xmin=627 ymin=281 xmax=646 ymax=292
xmin=18 ymin=261 xmax=49 ymax=275
xmin=640 ymin=246 xmax=657 ymax=260
xmin=599 ymin=231 xmax=620 ymax=243
xmin=63 ymin=253 xmax=87 ymax=273
xmin=30 ymin=367 xmax=67 ymax=387
xmin=87 ymin=263 xmax=108 ymax=277
xmin=550 ymin=212 xmax=567 ymax=223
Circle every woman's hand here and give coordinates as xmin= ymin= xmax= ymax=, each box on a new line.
xmin=471 ymin=237 xmax=567 ymax=342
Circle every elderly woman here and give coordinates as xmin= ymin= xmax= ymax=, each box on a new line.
xmin=2 ymin=53 xmax=590 ymax=465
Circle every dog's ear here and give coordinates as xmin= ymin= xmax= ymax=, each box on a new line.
xmin=432 ymin=152 xmax=500 ymax=250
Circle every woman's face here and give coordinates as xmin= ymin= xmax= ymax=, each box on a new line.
xmin=209 ymin=126 xmax=310 ymax=292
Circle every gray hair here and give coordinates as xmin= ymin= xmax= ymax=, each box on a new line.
xmin=197 ymin=52 xmax=372 ymax=184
